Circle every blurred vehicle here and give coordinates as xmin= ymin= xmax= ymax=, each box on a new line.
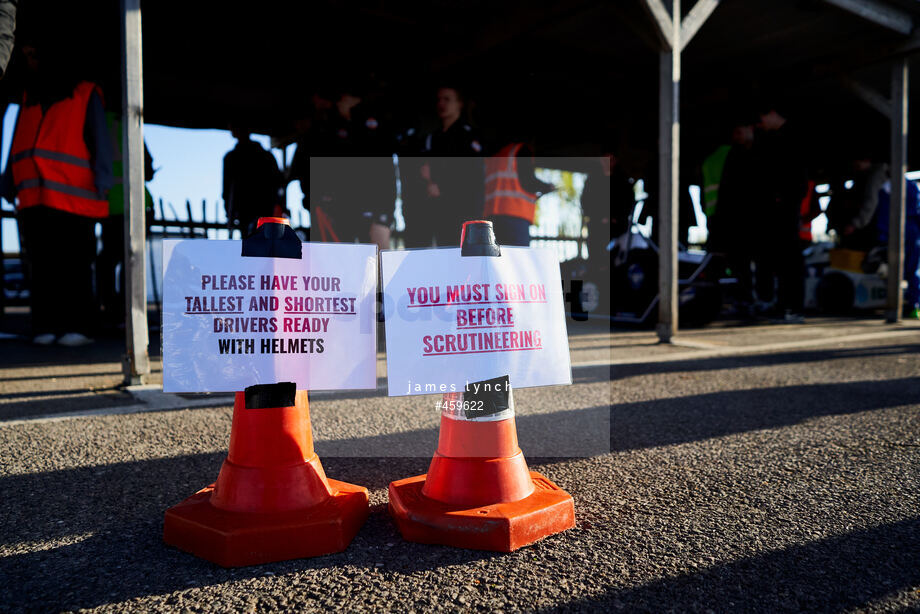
xmin=2 ymin=256 xmax=29 ymax=304
xmin=561 ymin=221 xmax=723 ymax=326
xmin=804 ymin=242 xmax=887 ymax=313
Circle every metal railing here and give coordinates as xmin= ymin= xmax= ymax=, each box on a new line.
xmin=529 ymin=232 xmax=587 ymax=262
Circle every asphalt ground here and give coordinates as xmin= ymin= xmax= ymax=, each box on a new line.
xmin=0 ymin=314 xmax=919 ymax=612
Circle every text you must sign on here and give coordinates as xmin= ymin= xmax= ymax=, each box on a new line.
xmin=162 ymin=240 xmax=377 ymax=392
xmin=381 ymin=247 xmax=571 ymax=396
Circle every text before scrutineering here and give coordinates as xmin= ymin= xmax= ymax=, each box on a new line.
xmin=184 ymin=274 xmax=357 ymax=355
xmin=404 ymin=282 xmax=547 ymax=358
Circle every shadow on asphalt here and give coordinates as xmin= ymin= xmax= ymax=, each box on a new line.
xmin=0 ymin=328 xmax=162 ymax=371
xmin=3 ymin=451 xmax=917 ymax=611
xmin=537 ymin=516 xmax=920 ymax=613
xmin=0 ymin=341 xmax=125 ymax=369
xmin=314 ymin=375 xmax=918 ymax=459
xmin=0 ymin=386 xmax=124 ymax=401
xmin=1 ymin=339 xmax=917 ymax=609
xmin=0 ymin=338 xmax=912 ymax=424
xmin=559 ymin=343 xmax=919 ymax=387
xmin=610 ymin=343 xmax=920 ymax=379
xmin=0 ymin=454 xmax=503 ymax=611
xmin=0 ymin=390 xmax=138 ymax=421
xmin=610 ymin=376 xmax=920 ymax=452
xmin=1 ymin=371 xmax=918 ymax=609
xmin=0 ymin=369 xmax=125 ymax=383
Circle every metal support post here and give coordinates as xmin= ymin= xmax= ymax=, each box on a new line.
xmin=657 ymin=0 xmax=681 ymax=342
xmin=887 ymin=59 xmax=909 ymax=323
xmin=121 ymin=0 xmax=150 ymax=383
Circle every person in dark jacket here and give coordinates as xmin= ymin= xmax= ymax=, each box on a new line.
xmin=581 ymin=153 xmax=634 ymax=267
xmin=877 ymin=177 xmax=920 ymax=319
xmin=405 ymin=85 xmax=484 ymax=247
xmin=305 ymin=85 xmax=394 ymax=250
xmin=288 ymin=88 xmax=336 ymax=234
xmin=827 ymin=146 xmax=887 ymax=251
xmin=751 ymin=103 xmax=809 ymax=322
xmin=222 ymin=125 xmax=284 ymax=237
xmin=707 ymin=120 xmax=757 ymax=306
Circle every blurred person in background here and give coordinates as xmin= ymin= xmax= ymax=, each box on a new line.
xmin=483 ymin=138 xmax=555 ymax=247
xmin=826 ymin=141 xmax=887 ymax=251
xmin=877 ymin=176 xmax=920 ymax=319
xmin=750 ymin=100 xmax=809 ymax=322
xmin=0 ymin=0 xmax=18 ymax=319
xmin=1 ymin=40 xmax=113 ymax=346
xmin=405 ymin=84 xmax=484 ymax=247
xmin=95 ymin=111 xmax=155 ymax=328
xmin=289 ymin=86 xmax=336 ymax=238
xmin=306 ymin=82 xmax=394 ymax=251
xmin=701 ymin=145 xmax=730 ymax=223
xmin=222 ymin=123 xmax=284 ymax=237
xmin=581 ymin=152 xmax=634 ymax=269
xmin=707 ymin=117 xmax=757 ymax=308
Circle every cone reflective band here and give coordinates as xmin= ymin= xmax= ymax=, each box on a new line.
xmin=384 ymin=221 xmax=575 ymax=552
xmin=162 ymin=218 xmax=371 ymax=566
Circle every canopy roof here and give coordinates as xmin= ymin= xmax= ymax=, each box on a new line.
xmin=5 ymin=0 xmax=920 ymax=174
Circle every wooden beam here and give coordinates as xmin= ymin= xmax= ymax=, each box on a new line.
xmin=887 ymin=59 xmax=909 ymax=322
xmin=643 ymin=0 xmax=674 ymax=49
xmin=840 ymin=75 xmax=892 ymax=118
xmin=657 ymin=0 xmax=680 ymax=343
xmin=121 ymin=0 xmax=150 ymax=384
xmin=680 ymin=0 xmax=719 ymax=51
xmin=823 ymin=0 xmax=913 ymax=36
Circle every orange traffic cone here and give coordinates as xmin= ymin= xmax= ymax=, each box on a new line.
xmin=388 ymin=221 xmax=574 ymax=552
xmin=164 ymin=383 xmax=368 ymax=566
xmin=389 ymin=384 xmax=574 ymax=552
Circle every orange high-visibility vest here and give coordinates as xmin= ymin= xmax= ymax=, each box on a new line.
xmin=483 ymin=143 xmax=538 ymax=223
xmin=799 ymin=180 xmax=817 ymax=242
xmin=11 ymin=81 xmax=108 ymax=217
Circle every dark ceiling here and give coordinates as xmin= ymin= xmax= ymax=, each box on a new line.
xmin=4 ymin=0 xmax=920 ymax=176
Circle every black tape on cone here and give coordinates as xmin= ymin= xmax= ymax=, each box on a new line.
xmin=460 ymin=221 xmax=501 ymax=257
xmin=244 ymin=382 xmax=297 ymax=409
xmin=463 ymin=375 xmax=511 ymax=419
xmin=241 ymin=222 xmax=302 ymax=259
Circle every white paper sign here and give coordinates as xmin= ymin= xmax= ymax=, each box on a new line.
xmin=381 ymin=247 xmax=571 ymax=396
xmin=162 ymin=240 xmax=377 ymax=392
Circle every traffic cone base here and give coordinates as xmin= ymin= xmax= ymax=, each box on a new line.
xmin=421 ymin=451 xmax=535 ymax=507
xmin=164 ymin=479 xmax=368 ymax=567
xmin=163 ymin=386 xmax=368 ymax=567
xmin=388 ymin=471 xmax=575 ymax=553
xmin=211 ymin=455 xmax=333 ymax=513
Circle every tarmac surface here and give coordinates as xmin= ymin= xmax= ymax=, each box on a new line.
xmin=1 ymin=310 xmax=919 ymax=612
